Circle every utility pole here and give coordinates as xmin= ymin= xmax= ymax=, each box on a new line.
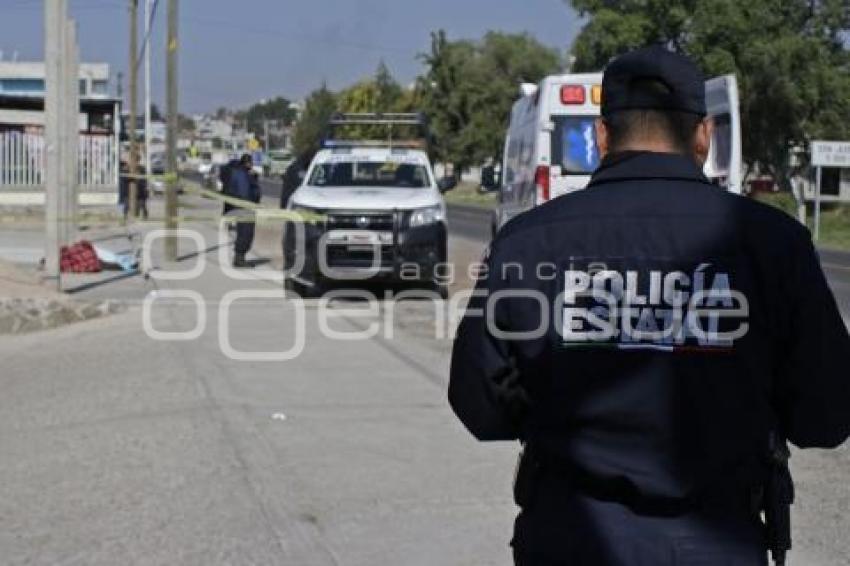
xmin=144 ymin=0 xmax=153 ymax=182
xmin=164 ymin=0 xmax=179 ymax=260
xmin=264 ymin=119 xmax=271 ymax=153
xmin=64 ymin=20 xmax=79 ymax=246
xmin=44 ymin=0 xmax=66 ymax=284
xmin=128 ymin=0 xmax=139 ymax=219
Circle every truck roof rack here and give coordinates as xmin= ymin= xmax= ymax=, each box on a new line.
xmin=322 ymin=112 xmax=431 ymax=150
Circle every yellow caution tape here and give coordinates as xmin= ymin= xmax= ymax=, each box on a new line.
xmin=121 ymin=172 xmax=180 ymax=183
xmin=181 ymin=182 xmax=326 ymax=223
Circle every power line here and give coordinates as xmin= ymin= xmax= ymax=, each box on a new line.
xmin=135 ymin=0 xmax=159 ymax=70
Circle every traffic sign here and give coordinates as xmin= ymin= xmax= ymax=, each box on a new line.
xmin=810 ymin=140 xmax=849 ymax=243
xmin=811 ymin=141 xmax=850 ymax=167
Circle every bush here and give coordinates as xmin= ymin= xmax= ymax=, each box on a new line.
xmin=752 ymin=191 xmax=798 ymax=217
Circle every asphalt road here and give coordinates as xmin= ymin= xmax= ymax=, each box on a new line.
xmin=1 ymin=217 xmax=517 ymax=566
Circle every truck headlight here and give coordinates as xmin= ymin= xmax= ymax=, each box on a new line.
xmin=408 ymin=205 xmax=445 ymax=228
xmin=289 ymin=204 xmax=315 ymax=213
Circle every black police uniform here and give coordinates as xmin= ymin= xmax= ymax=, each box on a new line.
xmin=449 ymin=47 xmax=850 ymax=566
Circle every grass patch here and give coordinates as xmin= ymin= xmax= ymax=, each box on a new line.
xmin=443 ymin=181 xmax=498 ymax=209
xmin=753 ymin=191 xmax=850 ymax=251
xmin=814 ymin=203 xmax=850 ymax=251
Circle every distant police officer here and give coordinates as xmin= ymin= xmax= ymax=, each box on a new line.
xmin=227 ymin=153 xmax=261 ymax=268
xmin=449 ymin=46 xmax=850 ymax=566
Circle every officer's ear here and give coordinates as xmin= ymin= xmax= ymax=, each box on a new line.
xmin=693 ymin=117 xmax=713 ymax=166
xmin=595 ymin=118 xmax=610 ymax=160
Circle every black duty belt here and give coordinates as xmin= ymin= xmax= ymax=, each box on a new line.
xmin=531 ymin=445 xmax=751 ymax=518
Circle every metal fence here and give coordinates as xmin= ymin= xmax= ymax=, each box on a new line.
xmin=0 ymin=130 xmax=118 ymax=189
xmin=0 ymin=131 xmax=46 ymax=186
xmin=77 ymin=134 xmax=117 ymax=187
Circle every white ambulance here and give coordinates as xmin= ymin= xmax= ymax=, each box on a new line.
xmin=487 ymin=73 xmax=742 ymax=237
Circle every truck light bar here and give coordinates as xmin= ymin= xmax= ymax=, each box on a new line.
xmin=324 ymin=112 xmax=432 ymax=151
xmin=323 ymin=139 xmax=427 ymax=149
xmin=327 ymin=112 xmax=427 ymax=127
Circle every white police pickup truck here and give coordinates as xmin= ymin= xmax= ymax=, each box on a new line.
xmin=283 ymin=113 xmax=456 ymax=297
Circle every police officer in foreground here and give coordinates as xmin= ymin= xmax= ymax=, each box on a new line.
xmin=449 ymin=46 xmax=850 ymax=565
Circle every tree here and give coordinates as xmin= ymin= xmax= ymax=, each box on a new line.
xmin=150 ymin=103 xmax=164 ymax=122
xmin=418 ymin=30 xmax=562 ymax=170
xmin=375 ymin=61 xmax=404 ymax=111
xmin=567 ymin=0 xmax=850 ymax=195
xmin=177 ymin=113 xmax=195 ymax=133
xmin=335 ymin=63 xmax=416 ymax=140
xmin=292 ymin=84 xmax=338 ymax=159
xmin=234 ymin=96 xmax=298 ymax=145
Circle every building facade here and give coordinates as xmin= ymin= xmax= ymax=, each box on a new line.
xmin=0 ymin=61 xmax=120 ymax=205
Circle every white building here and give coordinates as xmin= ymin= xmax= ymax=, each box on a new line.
xmin=196 ymin=117 xmax=233 ymax=140
xmin=0 ymin=61 xmax=111 ymax=99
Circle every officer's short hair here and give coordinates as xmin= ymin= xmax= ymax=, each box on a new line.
xmin=604 ymin=79 xmax=703 ymax=153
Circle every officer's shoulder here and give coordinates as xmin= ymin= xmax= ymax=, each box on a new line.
xmin=725 ymin=190 xmax=812 ymax=244
xmin=494 ymin=189 xmax=597 ymax=248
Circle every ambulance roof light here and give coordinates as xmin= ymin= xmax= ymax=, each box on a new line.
xmin=561 ymin=85 xmax=586 ymax=105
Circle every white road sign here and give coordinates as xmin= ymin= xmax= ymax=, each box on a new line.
xmin=811 ymin=141 xmax=850 ymax=167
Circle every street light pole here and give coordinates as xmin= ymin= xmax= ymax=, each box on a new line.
xmin=144 ymin=0 xmax=153 ymax=182
xmin=128 ymin=0 xmax=139 ymax=219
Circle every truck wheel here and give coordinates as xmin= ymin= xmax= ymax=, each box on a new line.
xmin=284 ymin=276 xmax=323 ymax=299
xmin=429 ymin=279 xmax=449 ymax=300
xmin=301 ymin=275 xmax=325 ymax=299
xmin=435 ymin=284 xmax=449 ymax=300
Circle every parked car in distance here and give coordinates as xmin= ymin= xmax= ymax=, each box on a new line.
xmin=265 ymin=149 xmax=294 ymax=178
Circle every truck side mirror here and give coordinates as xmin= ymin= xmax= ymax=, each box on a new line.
xmin=480 ymin=165 xmax=500 ymax=192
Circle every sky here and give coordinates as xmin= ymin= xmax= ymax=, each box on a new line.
xmin=0 ymin=0 xmax=582 ymax=114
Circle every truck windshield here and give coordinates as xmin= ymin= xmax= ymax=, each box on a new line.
xmin=309 ymin=161 xmax=430 ymax=188
xmin=552 ymin=116 xmax=600 ymax=174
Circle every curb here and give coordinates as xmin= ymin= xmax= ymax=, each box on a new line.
xmin=0 ymin=298 xmax=126 ymax=335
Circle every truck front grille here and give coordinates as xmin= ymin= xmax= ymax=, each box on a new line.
xmin=326 ymin=212 xmax=396 ymax=232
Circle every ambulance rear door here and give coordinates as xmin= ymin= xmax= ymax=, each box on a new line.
xmin=704 ymin=74 xmax=743 ymax=194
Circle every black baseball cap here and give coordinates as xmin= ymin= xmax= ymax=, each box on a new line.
xmin=601 ymin=46 xmax=706 ymax=117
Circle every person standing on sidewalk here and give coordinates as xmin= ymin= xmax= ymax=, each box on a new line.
xmin=228 ymin=153 xmax=261 ymax=268
xmin=118 ymin=159 xmax=148 ymax=222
